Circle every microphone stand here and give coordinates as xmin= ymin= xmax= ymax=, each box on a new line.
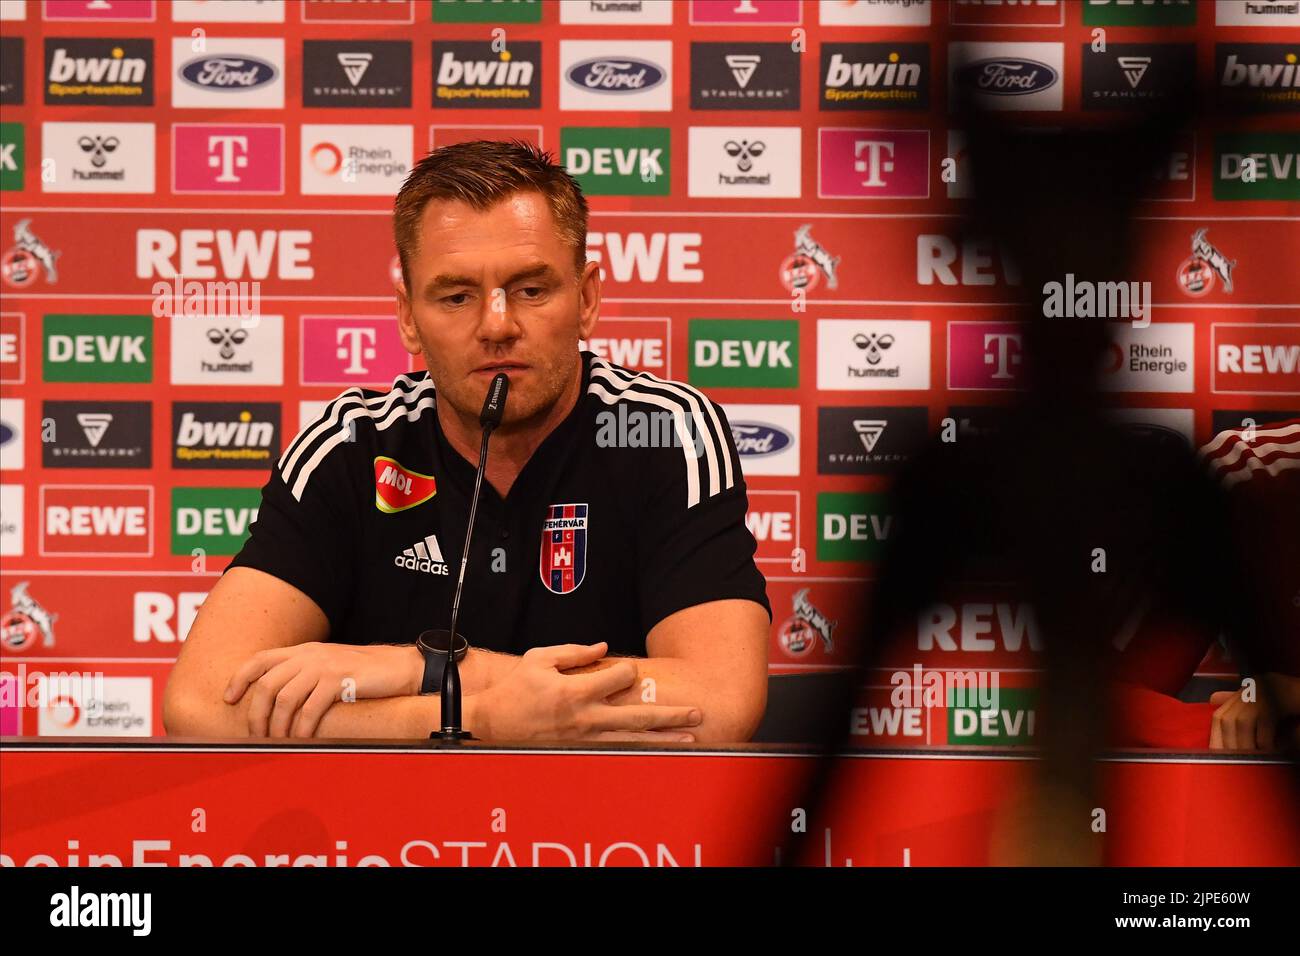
xmin=432 ymin=422 xmax=492 ymax=742
xmin=432 ymin=371 xmax=508 ymax=743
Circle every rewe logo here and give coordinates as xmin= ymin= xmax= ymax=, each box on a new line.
xmin=137 ymin=228 xmax=313 ymax=280
xmin=134 ymin=591 xmax=207 ymax=643
xmin=0 ymin=314 xmax=22 ymax=384
xmin=374 ymin=456 xmax=436 ymax=513
xmin=744 ymin=489 xmax=799 ymax=563
xmin=40 ymin=485 xmax=153 ymax=556
xmin=586 ymin=232 xmax=703 ymax=284
xmin=1213 ymin=324 xmax=1300 ymax=395
xmin=580 ymin=318 xmax=670 ymax=376
xmin=394 ymin=534 xmax=448 ymax=575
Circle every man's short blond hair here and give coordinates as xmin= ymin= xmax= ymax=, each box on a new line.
xmin=393 ymin=139 xmax=589 ymax=292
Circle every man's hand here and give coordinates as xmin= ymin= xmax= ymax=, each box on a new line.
xmin=226 ymin=642 xmax=423 ymax=738
xmin=1209 ymin=673 xmax=1300 ymax=751
xmin=477 ymin=642 xmax=704 ymax=742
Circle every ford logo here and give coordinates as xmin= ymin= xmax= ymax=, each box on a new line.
xmin=179 ymin=55 xmax=279 ymax=91
xmin=0 ymin=422 xmax=12 ymax=446
xmin=954 ymin=57 xmax=1057 ymax=95
xmin=566 ymin=57 xmax=665 ymax=94
xmin=731 ymin=422 xmax=792 ymax=458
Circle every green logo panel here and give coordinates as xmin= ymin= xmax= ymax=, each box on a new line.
xmin=0 ymin=123 xmax=23 ymax=191
xmin=1214 ymin=132 xmax=1300 ymax=201
xmin=43 ymin=315 xmax=153 ymax=383
xmin=433 ymin=0 xmax=542 ymax=23
xmin=947 ymin=687 xmax=1038 ymax=746
xmin=816 ymin=492 xmax=893 ymax=562
xmin=171 ymin=487 xmax=262 ymax=556
xmin=1082 ymin=0 xmax=1196 ymax=25
xmin=688 ymin=319 xmax=799 ymax=388
xmin=561 ymin=127 xmax=671 ymax=196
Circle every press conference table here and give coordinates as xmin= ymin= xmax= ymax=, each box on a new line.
xmin=2 ymin=738 xmax=1297 ymax=867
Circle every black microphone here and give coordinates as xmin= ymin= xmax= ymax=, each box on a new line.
xmin=432 ymin=371 xmax=510 ymax=741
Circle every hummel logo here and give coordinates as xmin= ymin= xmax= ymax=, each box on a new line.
xmin=77 ymin=413 xmax=113 ymax=448
xmin=394 ymin=534 xmax=448 ymax=576
xmin=337 ymin=52 xmax=373 ymax=87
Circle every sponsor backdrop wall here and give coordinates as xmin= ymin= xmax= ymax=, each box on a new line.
xmin=0 ymin=0 xmax=1296 ymax=742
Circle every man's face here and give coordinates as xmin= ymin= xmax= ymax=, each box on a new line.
xmin=397 ymin=190 xmax=600 ymax=430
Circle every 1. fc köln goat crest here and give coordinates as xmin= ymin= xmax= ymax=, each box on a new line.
xmin=540 ymin=503 xmax=588 ymax=595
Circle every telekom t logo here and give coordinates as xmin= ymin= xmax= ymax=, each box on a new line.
xmin=983 ymin=332 xmax=1022 ymax=380
xmin=854 ymin=139 xmax=896 ymax=187
xmin=207 ymin=136 xmax=249 ymax=183
xmin=336 ymin=327 xmax=377 ymax=375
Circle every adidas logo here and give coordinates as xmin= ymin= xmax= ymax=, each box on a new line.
xmin=394 ymin=534 xmax=448 ymax=576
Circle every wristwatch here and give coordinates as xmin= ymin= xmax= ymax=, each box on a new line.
xmin=415 ymin=629 xmax=469 ymax=696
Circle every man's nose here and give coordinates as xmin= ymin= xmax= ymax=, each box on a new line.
xmin=476 ymin=291 xmax=522 ymax=344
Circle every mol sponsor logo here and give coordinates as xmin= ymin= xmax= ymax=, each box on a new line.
xmin=1214 ymin=132 xmax=1300 ymax=201
xmin=818 ymin=492 xmax=894 ymax=562
xmin=580 ymin=318 xmax=671 ymax=377
xmin=818 ymin=128 xmax=929 ymax=198
xmin=43 ymin=37 xmax=153 ymax=106
xmin=744 ymin=489 xmax=800 ymax=563
xmin=43 ymin=314 xmax=152 ymax=383
xmin=171 ymin=487 xmax=261 ymax=556
xmin=689 ymin=319 xmax=798 ymax=388
xmin=585 ymin=232 xmax=703 ymax=285
xmin=173 ymin=402 xmax=280 ymax=469
xmin=134 ymin=589 xmax=207 ymax=642
xmin=172 ymin=124 xmax=284 ymax=194
xmin=374 ymin=456 xmax=436 ymax=514
xmin=1212 ymin=324 xmax=1300 ymax=395
xmin=562 ymin=127 xmax=670 ymax=196
xmin=301 ymin=316 xmax=409 ymax=385
xmin=39 ymin=485 xmax=153 ymax=556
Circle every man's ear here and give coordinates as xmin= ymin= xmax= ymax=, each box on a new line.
xmin=395 ymin=278 xmax=422 ymax=357
xmin=577 ymin=259 xmax=601 ymax=341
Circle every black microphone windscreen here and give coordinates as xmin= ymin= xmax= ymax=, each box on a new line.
xmin=480 ymin=372 xmax=510 ymax=429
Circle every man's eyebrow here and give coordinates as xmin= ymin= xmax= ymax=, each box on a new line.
xmin=423 ymin=263 xmax=561 ymax=297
